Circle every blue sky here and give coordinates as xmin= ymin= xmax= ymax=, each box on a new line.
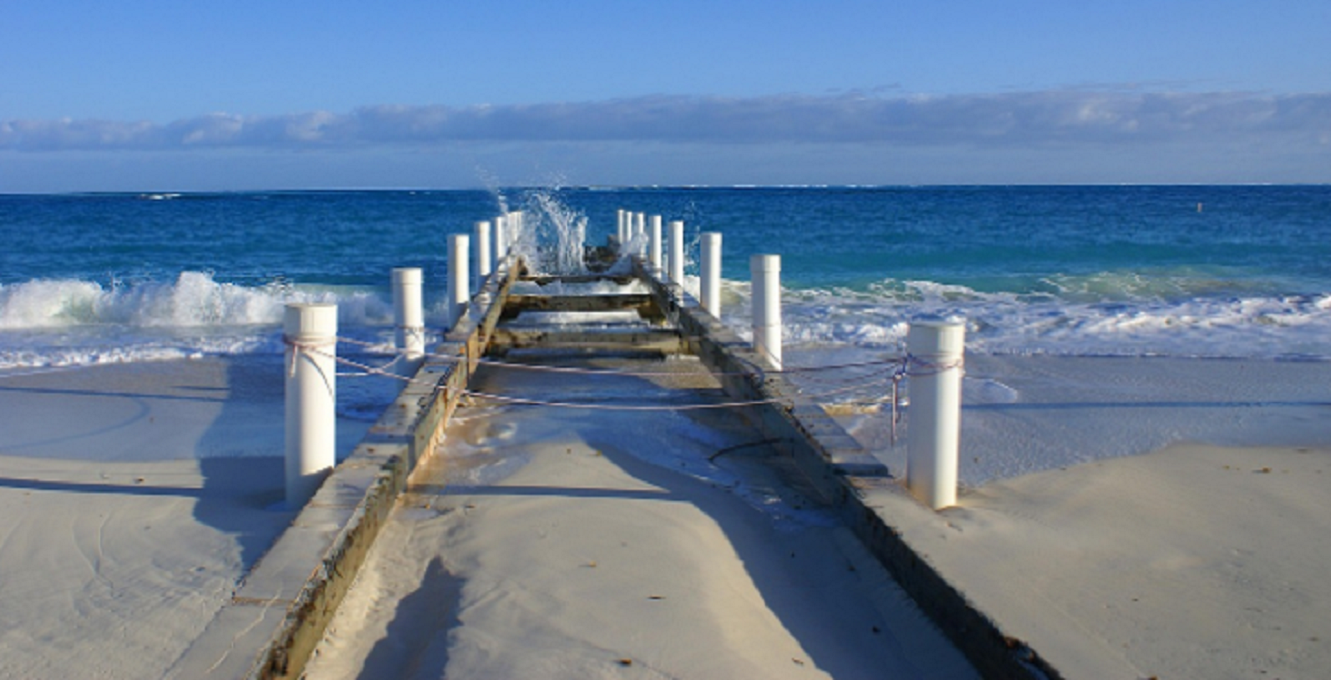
xmin=2 ymin=0 xmax=1328 ymax=191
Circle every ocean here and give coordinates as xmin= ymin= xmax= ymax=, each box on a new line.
xmin=5 ymin=185 xmax=1331 ymax=481
xmin=3 ymin=185 xmax=1330 ymax=371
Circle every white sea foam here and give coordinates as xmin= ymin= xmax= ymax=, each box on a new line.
xmin=721 ymin=278 xmax=1331 ymax=359
xmin=0 ymin=272 xmax=394 ymax=329
xmin=5 ymin=267 xmax=1330 ymax=371
xmin=0 ymin=272 xmax=403 ymax=369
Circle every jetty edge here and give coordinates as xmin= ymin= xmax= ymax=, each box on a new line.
xmin=169 ymin=246 xmax=1065 ymax=680
xmin=630 ymin=258 xmax=1065 ymax=680
xmin=166 ymin=259 xmax=517 ymax=679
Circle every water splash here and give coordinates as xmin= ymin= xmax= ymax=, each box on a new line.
xmin=513 ymin=189 xmax=589 ymax=276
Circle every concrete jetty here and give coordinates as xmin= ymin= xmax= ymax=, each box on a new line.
xmin=170 ymin=243 xmax=1061 ymax=680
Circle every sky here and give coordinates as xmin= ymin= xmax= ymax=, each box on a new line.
xmin=2 ymin=0 xmax=1329 ymax=192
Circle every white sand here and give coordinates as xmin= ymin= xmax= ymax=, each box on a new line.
xmin=922 ymin=443 xmax=1331 ymax=679
xmin=306 ymin=358 xmax=978 ymax=679
xmin=827 ymin=355 xmax=1331 ymax=679
xmin=0 ymin=454 xmax=290 ymax=679
xmin=9 ymin=350 xmax=1328 ymax=678
xmin=0 ymin=357 xmax=381 ymax=679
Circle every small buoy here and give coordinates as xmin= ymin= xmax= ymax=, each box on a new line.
xmin=1197 ymin=202 xmax=1204 ymax=213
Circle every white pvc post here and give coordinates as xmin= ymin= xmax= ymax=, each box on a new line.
xmin=616 ymin=209 xmax=626 ymax=249
xmin=474 ymin=220 xmax=492 ymax=287
xmin=750 ymin=254 xmax=782 ymax=370
xmin=649 ymin=215 xmax=663 ymax=274
xmin=284 ymin=303 xmax=337 ymax=509
xmin=635 ymin=212 xmax=646 ymax=254
xmin=448 ymin=233 xmax=470 ymax=329
xmin=701 ymin=232 xmax=722 ymax=317
xmin=905 ymin=317 xmax=966 ymax=510
xmin=669 ymin=220 xmax=685 ymax=285
xmin=392 ymin=267 xmax=424 ymax=361
xmin=506 ymin=211 xmax=519 ymax=247
xmin=493 ymin=215 xmax=507 ymax=267
xmin=508 ymin=210 xmax=524 ymax=259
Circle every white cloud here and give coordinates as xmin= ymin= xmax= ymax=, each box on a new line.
xmin=3 ymin=91 xmax=1328 ymax=152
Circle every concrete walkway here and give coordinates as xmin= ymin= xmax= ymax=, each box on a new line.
xmin=303 ymin=355 xmax=979 ymax=679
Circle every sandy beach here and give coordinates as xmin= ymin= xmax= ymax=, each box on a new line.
xmin=835 ymin=354 xmax=1331 ymax=679
xmin=2 ymin=350 xmax=1328 ymax=678
xmin=0 ymin=357 xmax=384 ymax=680
xmin=935 ymin=442 xmax=1331 ymax=678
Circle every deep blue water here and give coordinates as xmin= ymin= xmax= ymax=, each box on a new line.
xmin=3 ymin=185 xmax=1331 ymax=365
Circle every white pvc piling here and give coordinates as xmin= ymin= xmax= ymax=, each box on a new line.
xmin=750 ymin=254 xmax=782 ymax=370
xmin=616 ymin=209 xmax=627 ymax=249
xmin=701 ymin=232 xmax=722 ymax=317
xmin=905 ymin=317 xmax=966 ymax=510
xmin=448 ymin=233 xmax=470 ymax=329
xmin=474 ymin=220 xmax=492 ymax=286
xmin=669 ymin=220 xmax=685 ymax=285
xmin=508 ymin=211 xmax=522 ymax=249
xmin=635 ymin=212 xmax=646 ymax=254
xmin=392 ymin=267 xmax=424 ymax=361
xmin=649 ymin=215 xmax=663 ymax=273
xmin=284 ymin=303 xmax=337 ymax=509
xmin=493 ymin=215 xmax=507 ymax=267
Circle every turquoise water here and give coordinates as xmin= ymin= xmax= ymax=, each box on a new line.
xmin=3 ymin=185 xmax=1331 ymax=366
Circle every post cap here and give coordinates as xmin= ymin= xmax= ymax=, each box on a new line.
xmin=284 ymin=303 xmax=338 ymax=338
xmin=906 ymin=316 xmax=966 ymax=356
xmin=392 ymin=267 xmax=423 ymax=284
xmin=750 ymin=253 xmax=781 ymax=272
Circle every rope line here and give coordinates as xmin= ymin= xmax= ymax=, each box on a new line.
xmin=335 ymin=334 xmax=908 ymax=379
xmin=285 ymin=337 xmax=964 ymax=416
xmin=456 ymin=389 xmax=783 ymax=412
xmin=287 ymin=340 xmax=899 ymax=412
xmin=337 ymin=353 xmax=402 ymax=378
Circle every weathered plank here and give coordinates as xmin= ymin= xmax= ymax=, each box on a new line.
xmin=519 ymin=274 xmax=636 ymax=286
xmin=488 ymin=327 xmax=686 ymax=354
xmin=500 ymin=293 xmax=662 ymax=321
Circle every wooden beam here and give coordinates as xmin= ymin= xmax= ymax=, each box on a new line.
xmin=500 ymin=293 xmax=662 ymax=321
xmin=488 ymin=327 xmax=687 ymax=354
xmin=519 ymin=274 xmax=637 ymax=286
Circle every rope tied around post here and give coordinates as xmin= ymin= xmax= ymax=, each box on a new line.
xmin=904 ymin=317 xmax=967 ymax=510
xmin=283 ymin=302 xmax=339 ymax=509
xmin=282 ymin=333 xmax=339 ymax=381
xmin=903 ymin=353 xmax=966 ymax=378
xmin=884 ymin=353 xmax=966 ymax=446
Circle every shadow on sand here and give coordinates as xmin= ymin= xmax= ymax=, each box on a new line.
xmin=341 ymin=360 xmax=956 ymax=679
